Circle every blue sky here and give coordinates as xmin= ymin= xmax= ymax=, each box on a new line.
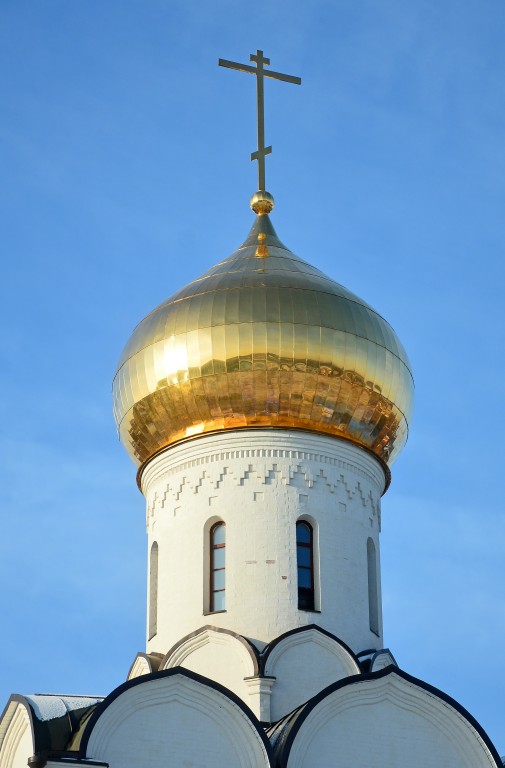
xmin=1 ymin=0 xmax=504 ymax=753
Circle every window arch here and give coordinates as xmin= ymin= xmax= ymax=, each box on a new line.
xmin=148 ymin=541 xmax=159 ymax=640
xmin=367 ymin=537 xmax=379 ymax=635
xmin=296 ymin=521 xmax=314 ymax=610
xmin=210 ymin=522 xmax=226 ymax=612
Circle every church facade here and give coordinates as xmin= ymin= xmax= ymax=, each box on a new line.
xmin=0 ymin=53 xmax=502 ymax=768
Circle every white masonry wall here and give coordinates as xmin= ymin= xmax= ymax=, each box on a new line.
xmin=141 ymin=430 xmax=386 ymax=656
xmin=285 ymin=673 xmax=499 ymax=768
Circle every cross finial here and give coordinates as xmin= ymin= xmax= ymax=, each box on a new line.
xmin=219 ymin=49 xmax=301 ymax=211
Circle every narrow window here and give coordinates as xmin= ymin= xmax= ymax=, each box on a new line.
xmin=210 ymin=522 xmax=226 ymax=612
xmin=149 ymin=542 xmax=159 ymax=640
xmin=297 ymin=521 xmax=314 ymax=610
xmin=367 ymin=537 xmax=379 ymax=635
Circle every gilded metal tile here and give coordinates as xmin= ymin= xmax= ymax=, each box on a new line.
xmin=113 ymin=214 xmax=414 ymax=470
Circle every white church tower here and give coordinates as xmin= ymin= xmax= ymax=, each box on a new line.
xmin=113 ymin=51 xmax=412 ymax=667
xmin=113 ymin=201 xmax=407 ymax=720
xmin=0 ymin=50 xmax=502 ymax=768
xmin=114 ymin=203 xmax=408 ymax=664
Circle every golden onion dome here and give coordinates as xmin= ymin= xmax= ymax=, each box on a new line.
xmin=113 ymin=202 xmax=414 ymax=474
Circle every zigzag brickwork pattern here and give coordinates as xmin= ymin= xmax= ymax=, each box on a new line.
xmin=147 ymin=451 xmax=380 ymax=527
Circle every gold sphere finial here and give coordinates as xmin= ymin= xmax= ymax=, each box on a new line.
xmin=250 ymin=190 xmax=275 ymax=215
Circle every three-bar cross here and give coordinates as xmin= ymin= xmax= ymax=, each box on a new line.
xmin=219 ymin=50 xmax=301 ymax=192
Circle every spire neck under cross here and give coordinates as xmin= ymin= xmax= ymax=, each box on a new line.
xmin=219 ymin=50 xmax=301 ymax=199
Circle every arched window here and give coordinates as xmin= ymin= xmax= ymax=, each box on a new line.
xmin=148 ymin=541 xmax=158 ymax=640
xmin=210 ymin=522 xmax=226 ymax=612
xmin=367 ymin=537 xmax=379 ymax=635
xmin=296 ymin=521 xmax=314 ymax=610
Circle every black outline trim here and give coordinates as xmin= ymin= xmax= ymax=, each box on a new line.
xmin=260 ymin=624 xmax=361 ymax=676
xmin=78 ymin=667 xmax=273 ymax=763
xmin=126 ymin=652 xmax=164 ymax=680
xmin=161 ymin=624 xmax=261 ymax=677
xmin=370 ymin=648 xmax=398 ymax=670
xmin=356 ymin=647 xmax=378 ymax=657
xmin=0 ymin=696 xmax=37 ymax=753
xmin=0 ymin=694 xmax=103 ymax=762
xmin=271 ymin=666 xmax=503 ymax=768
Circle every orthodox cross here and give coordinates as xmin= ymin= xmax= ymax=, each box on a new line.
xmin=219 ymin=50 xmax=301 ymax=192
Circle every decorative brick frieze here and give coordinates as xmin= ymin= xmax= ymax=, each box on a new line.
xmin=147 ymin=459 xmax=381 ymax=516
xmin=142 ymin=432 xmax=385 ymax=496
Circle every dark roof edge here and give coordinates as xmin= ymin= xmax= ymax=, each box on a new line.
xmin=78 ymin=667 xmax=273 ymax=764
xmin=273 ymin=666 xmax=503 ymax=768
xmin=126 ymin=652 xmax=164 ymax=680
xmin=161 ymin=624 xmax=260 ymax=677
xmin=260 ymin=623 xmax=362 ymax=676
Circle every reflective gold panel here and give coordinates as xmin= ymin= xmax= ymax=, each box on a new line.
xmin=113 ymin=213 xmax=414 ymax=471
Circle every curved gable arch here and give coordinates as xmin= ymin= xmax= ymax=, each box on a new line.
xmin=262 ymin=625 xmax=360 ymax=675
xmin=261 ymin=625 xmax=360 ymax=722
xmin=0 ymin=694 xmax=102 ymax=767
xmin=161 ymin=625 xmax=260 ymax=708
xmin=0 ymin=700 xmax=32 ymax=768
xmin=163 ymin=625 xmax=259 ymax=673
xmin=276 ymin=667 xmax=502 ymax=768
xmin=81 ymin=668 xmax=272 ymax=768
xmin=127 ymin=652 xmax=164 ymax=680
